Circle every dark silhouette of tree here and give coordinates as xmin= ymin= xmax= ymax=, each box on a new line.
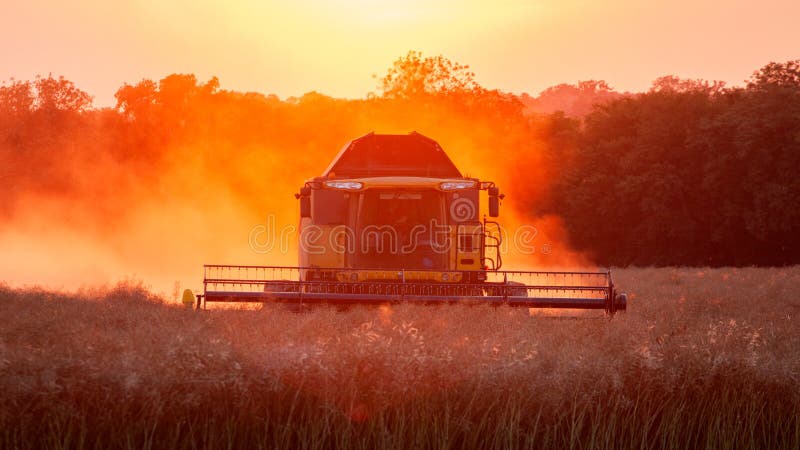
xmin=378 ymin=51 xmax=483 ymax=99
xmin=33 ymin=74 xmax=93 ymax=113
xmin=649 ymin=75 xmax=726 ymax=94
xmin=541 ymin=61 xmax=800 ymax=266
xmin=0 ymin=80 xmax=35 ymax=117
xmin=747 ymin=60 xmax=800 ymax=90
xmin=115 ymin=79 xmax=158 ymax=120
xmin=520 ymin=80 xmax=622 ymax=116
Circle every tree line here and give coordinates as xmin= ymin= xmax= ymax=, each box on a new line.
xmin=542 ymin=64 xmax=800 ymax=265
xmin=1 ymin=54 xmax=797 ymax=266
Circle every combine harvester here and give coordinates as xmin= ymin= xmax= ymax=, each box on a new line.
xmin=199 ymin=132 xmax=627 ymax=314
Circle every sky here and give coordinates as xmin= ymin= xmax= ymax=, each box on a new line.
xmin=2 ymin=0 xmax=798 ymax=106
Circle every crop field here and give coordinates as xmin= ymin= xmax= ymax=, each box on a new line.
xmin=1 ymin=267 xmax=799 ymax=449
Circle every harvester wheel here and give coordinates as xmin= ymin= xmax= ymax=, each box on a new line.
xmin=614 ymin=293 xmax=628 ymax=312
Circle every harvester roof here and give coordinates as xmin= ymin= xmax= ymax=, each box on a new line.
xmin=323 ymin=132 xmax=462 ymax=179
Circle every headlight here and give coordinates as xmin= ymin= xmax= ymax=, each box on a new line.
xmin=324 ymin=181 xmax=363 ymax=190
xmin=440 ymin=181 xmax=476 ymax=190
xmin=441 ymin=273 xmax=450 ymax=281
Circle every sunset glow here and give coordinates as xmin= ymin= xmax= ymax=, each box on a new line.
xmin=2 ymin=1 xmax=800 ymax=445
xmin=3 ymin=0 xmax=798 ymax=106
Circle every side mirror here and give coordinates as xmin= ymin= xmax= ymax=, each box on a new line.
xmin=488 ymin=186 xmax=500 ymax=217
xmin=299 ymin=187 xmax=312 ymax=218
xmin=488 ymin=196 xmax=499 ymax=217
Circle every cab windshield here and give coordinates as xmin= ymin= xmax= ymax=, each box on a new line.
xmin=355 ymin=190 xmax=447 ymax=270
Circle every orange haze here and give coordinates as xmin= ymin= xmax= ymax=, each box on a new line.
xmin=0 ymin=72 xmax=589 ymax=295
xmin=2 ymin=1 xmax=799 ymax=106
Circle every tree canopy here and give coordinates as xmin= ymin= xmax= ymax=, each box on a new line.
xmin=378 ymin=51 xmax=483 ymax=99
xmin=2 ymin=56 xmax=799 ymax=266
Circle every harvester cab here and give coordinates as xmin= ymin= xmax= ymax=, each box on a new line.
xmin=201 ymin=132 xmax=627 ymax=313
xmin=296 ymin=132 xmax=502 ymax=282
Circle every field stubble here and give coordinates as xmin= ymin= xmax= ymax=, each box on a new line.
xmin=0 ymin=267 xmax=798 ymax=449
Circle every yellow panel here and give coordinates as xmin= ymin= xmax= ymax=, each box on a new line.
xmin=303 ymin=225 xmax=346 ymax=269
xmin=336 ymin=270 xmax=462 ymax=283
xmin=456 ymin=223 xmax=483 ymax=271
